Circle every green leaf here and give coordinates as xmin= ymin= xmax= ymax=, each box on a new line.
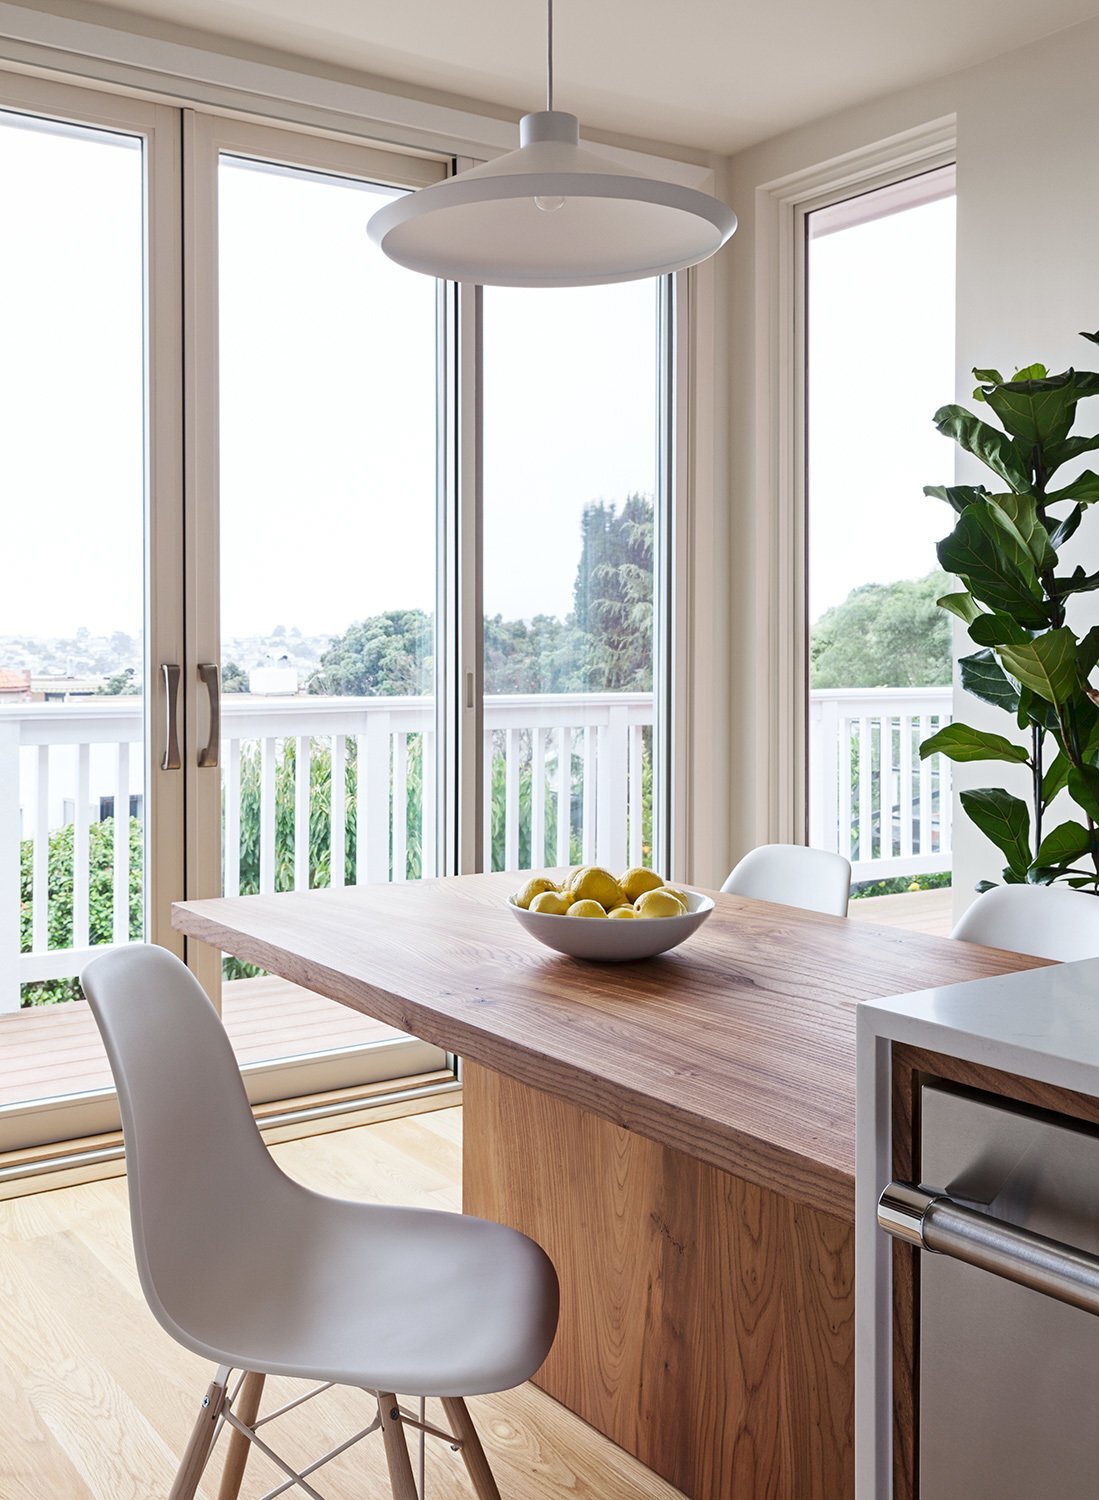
xmin=1011 ymin=363 xmax=1048 ymax=382
xmin=1047 ymin=470 xmax=1099 ymax=505
xmin=1044 ymin=431 xmax=1099 ymax=474
xmin=1035 ymin=820 xmax=1094 ymax=867
xmin=959 ymin=649 xmax=1020 ymax=714
xmin=938 ymin=503 xmax=1048 ymax=626
xmin=1080 ymin=332 xmax=1099 ymax=346
xmin=1043 ymin=749 xmax=1072 ymax=802
xmin=975 ymin=879 xmax=999 ymax=893
xmin=960 ymin=787 xmax=1032 ymax=878
xmin=968 ymin=612 xmax=1032 ymax=647
xmin=924 ymin=483 xmax=991 ymax=514
xmin=1068 ymin=766 xmax=1099 ymax=825
xmin=972 ymin=367 xmax=1006 ymax=387
xmin=998 ymin=629 xmax=1080 ymax=704
xmin=1050 ymin=565 xmax=1099 ymax=600
xmin=975 ymin=368 xmax=1099 ymax=452
xmin=986 ymin=492 xmax=1057 ymax=572
xmin=933 ymin=405 xmax=1032 ymax=491
xmin=1048 ymin=503 xmax=1084 ymax=550
xmin=1078 ymin=625 xmax=1099 ymax=679
xmin=920 ymin=723 xmax=1029 ymax=765
xmin=937 ymin=591 xmax=981 ymax=625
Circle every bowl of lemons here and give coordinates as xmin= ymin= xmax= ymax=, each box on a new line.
xmin=507 ymin=865 xmax=714 ymax=962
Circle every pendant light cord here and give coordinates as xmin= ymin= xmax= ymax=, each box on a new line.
xmin=546 ymin=0 xmax=554 ymax=111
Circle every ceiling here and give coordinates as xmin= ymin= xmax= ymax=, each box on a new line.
xmin=85 ymin=0 xmax=1099 ymax=154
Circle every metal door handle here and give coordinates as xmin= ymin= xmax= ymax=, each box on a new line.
xmin=879 ymin=1180 xmax=1099 ymax=1318
xmin=198 ymin=663 xmax=220 ymax=768
xmin=161 ymin=664 xmax=181 ymax=771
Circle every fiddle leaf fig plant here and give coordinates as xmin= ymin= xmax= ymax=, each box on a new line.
xmin=920 ymin=329 xmax=1099 ymax=892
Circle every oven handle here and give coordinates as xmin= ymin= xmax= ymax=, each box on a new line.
xmin=878 ymin=1180 xmax=1099 ymax=1317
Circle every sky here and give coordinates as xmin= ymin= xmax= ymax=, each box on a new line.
xmin=1 ymin=107 xmax=953 ymax=651
xmin=807 ymin=191 xmax=957 ymax=620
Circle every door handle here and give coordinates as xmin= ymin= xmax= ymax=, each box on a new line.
xmin=161 ymin=664 xmax=181 ymax=771
xmin=878 ymin=1180 xmax=1099 ymax=1318
xmin=198 ymin=663 xmax=220 ymax=769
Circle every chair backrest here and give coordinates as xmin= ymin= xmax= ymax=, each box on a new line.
xmin=82 ymin=944 xmax=288 ymax=1346
xmin=951 ymin=883 xmax=1099 ymax=961
xmin=721 ymin=842 xmax=852 ymax=917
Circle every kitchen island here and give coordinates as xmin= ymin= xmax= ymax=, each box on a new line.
xmin=173 ymin=872 xmax=1045 ymax=1500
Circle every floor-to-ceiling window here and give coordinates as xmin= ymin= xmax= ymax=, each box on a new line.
xmin=0 ymin=78 xmax=676 ymax=1155
xmin=481 ymin=281 xmax=664 ymax=878
xmin=805 ymin=165 xmax=956 ymax=899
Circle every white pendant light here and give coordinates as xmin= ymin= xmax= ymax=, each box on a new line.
xmin=367 ymin=1 xmax=736 ymax=287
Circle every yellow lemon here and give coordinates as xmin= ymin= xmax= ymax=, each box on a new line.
xmin=568 ymin=866 xmax=625 ymax=909
xmin=529 ymin=889 xmax=572 ymax=916
xmin=568 ymin=898 xmax=608 ymax=919
xmin=513 ymin=875 xmax=560 ymax=910
xmin=620 ymin=866 xmax=665 ymax=902
xmin=635 ymin=888 xmax=687 ymax=920
xmin=608 ymin=906 xmax=639 ymax=919
xmin=662 ymin=887 xmax=691 ymax=911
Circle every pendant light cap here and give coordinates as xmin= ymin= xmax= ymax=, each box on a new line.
xmin=520 ymin=110 xmax=580 ymax=147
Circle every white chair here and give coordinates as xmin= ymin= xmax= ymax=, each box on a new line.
xmin=82 ymin=944 xmax=558 ymax=1500
xmin=721 ymin=842 xmax=852 ymax=917
xmin=951 ymin=883 xmax=1099 ymax=961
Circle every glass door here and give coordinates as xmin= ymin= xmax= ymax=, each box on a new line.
xmin=480 ymin=280 xmax=666 ymax=883
xmin=0 ymin=78 xmax=183 ymax=1150
xmin=186 ymin=117 xmax=450 ymax=1099
xmin=805 ymin=165 xmax=956 ymax=912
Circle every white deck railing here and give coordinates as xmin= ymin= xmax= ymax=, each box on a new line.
xmin=1 ymin=685 xmax=953 ymax=1008
xmin=808 ymin=686 xmax=953 ymax=882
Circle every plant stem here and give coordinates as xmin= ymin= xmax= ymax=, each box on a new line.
xmin=1032 ymin=722 xmax=1044 ymax=857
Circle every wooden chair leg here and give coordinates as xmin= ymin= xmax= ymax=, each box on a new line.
xmin=440 ymin=1397 xmax=502 ymax=1500
xmin=168 ymin=1375 xmax=227 ymax=1500
xmin=216 ymin=1371 xmax=266 ymax=1500
xmin=377 ymin=1393 xmax=418 ymax=1500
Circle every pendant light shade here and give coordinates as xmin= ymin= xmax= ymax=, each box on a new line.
xmin=368 ymin=2 xmax=735 ymax=287
xmin=368 ymin=109 xmax=736 ymax=287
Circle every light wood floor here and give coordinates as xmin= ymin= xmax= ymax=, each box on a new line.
xmin=0 ymin=1106 xmax=688 ymax=1500
xmin=848 ymin=885 xmax=952 ymax=935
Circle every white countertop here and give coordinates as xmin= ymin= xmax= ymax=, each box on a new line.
xmin=858 ymin=955 xmax=1099 ymax=1095
xmin=855 ymin=955 xmax=1099 ymax=1499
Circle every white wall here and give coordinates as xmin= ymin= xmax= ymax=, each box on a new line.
xmin=718 ymin=15 xmax=1099 ymax=909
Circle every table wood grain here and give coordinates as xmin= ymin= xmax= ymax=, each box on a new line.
xmin=173 ymin=872 xmax=1049 ymax=1221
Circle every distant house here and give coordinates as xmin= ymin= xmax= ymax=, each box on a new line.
xmin=30 ymin=676 xmax=99 ymax=702
xmin=0 ymin=668 xmax=31 ymax=702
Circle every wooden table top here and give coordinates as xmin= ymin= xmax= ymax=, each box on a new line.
xmin=173 ymin=872 xmax=1049 ymax=1219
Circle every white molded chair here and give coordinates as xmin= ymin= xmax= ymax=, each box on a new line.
xmin=82 ymin=944 xmax=558 ymax=1500
xmin=721 ymin=843 xmax=852 ymax=917
xmin=950 ymin=883 xmax=1099 ymax=961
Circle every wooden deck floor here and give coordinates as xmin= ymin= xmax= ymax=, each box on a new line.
xmin=0 ymin=889 xmax=952 ymax=1110
xmin=0 ymin=975 xmax=401 ymax=1108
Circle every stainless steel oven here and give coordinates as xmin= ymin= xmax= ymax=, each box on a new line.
xmin=879 ymin=1083 xmax=1099 ymax=1499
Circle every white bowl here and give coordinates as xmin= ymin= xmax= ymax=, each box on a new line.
xmin=507 ymin=889 xmax=714 ymax=963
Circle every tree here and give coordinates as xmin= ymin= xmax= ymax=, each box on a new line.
xmin=573 ymin=495 xmax=654 ymax=691
xmin=221 ymin=660 xmax=248 ymax=693
xmin=96 ymin=666 xmax=138 ymax=696
xmin=810 ymin=570 xmax=953 ymax=689
xmin=308 ymin=610 xmax=434 ymax=696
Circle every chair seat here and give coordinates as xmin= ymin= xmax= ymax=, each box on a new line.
xmin=159 ymin=1190 xmax=559 ymax=1397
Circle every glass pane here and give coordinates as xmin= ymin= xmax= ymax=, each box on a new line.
xmin=216 ymin=153 xmax=441 ymax=1074
xmin=0 ymin=110 xmax=146 ymax=1117
xmin=806 ymin=166 xmax=956 ymax=901
xmin=482 ymin=281 xmax=660 ymax=878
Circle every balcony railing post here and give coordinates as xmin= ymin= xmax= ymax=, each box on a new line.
xmin=0 ymin=721 xmax=21 ymax=1012
xmin=597 ymin=704 xmax=629 ymax=870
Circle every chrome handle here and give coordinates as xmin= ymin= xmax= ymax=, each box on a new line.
xmin=161 ymin=664 xmax=181 ymax=771
xmin=878 ymin=1180 xmax=1099 ymax=1318
xmin=198 ymin=663 xmax=220 ymax=769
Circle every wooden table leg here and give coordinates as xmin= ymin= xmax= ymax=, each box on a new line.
xmin=462 ymin=1061 xmax=855 ymax=1500
xmin=217 ymin=1371 xmax=265 ymax=1500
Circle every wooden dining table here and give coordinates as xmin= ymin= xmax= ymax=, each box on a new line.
xmin=173 ymin=871 xmax=1047 ymax=1500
